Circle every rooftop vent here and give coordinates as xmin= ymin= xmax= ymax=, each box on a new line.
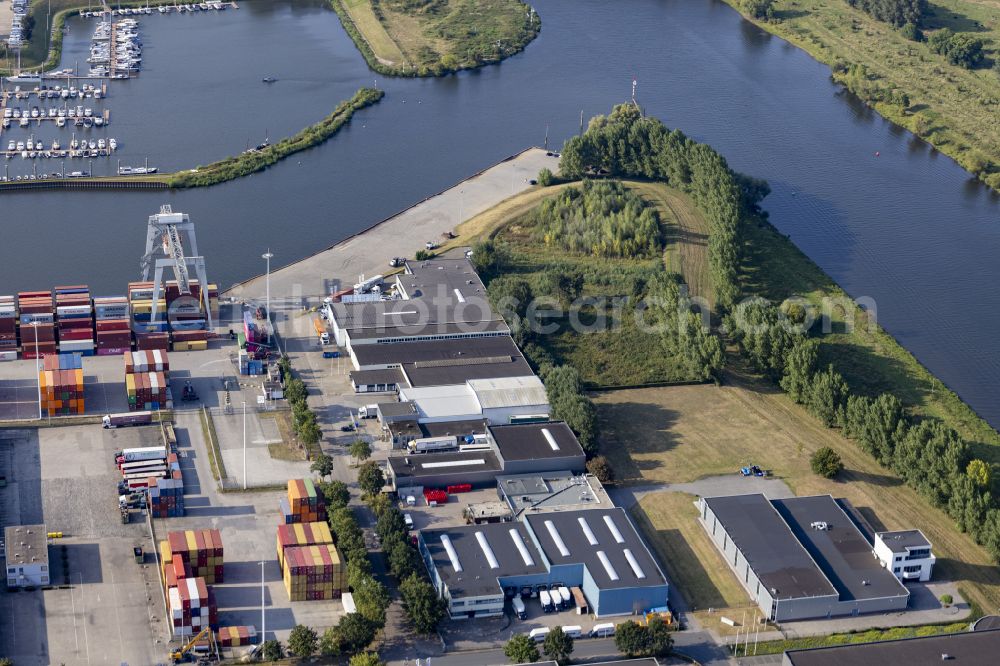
xmin=596 ymin=551 xmax=620 ymax=582
xmin=544 ymin=520 xmax=570 ymax=557
xmin=541 ymin=428 xmax=560 ymax=452
xmin=475 ymin=531 xmax=500 ymax=570
xmin=604 ymin=515 xmax=626 ymax=544
xmin=578 ymin=517 xmax=599 ymax=546
xmin=440 ymin=535 xmax=463 ymax=573
xmin=509 ymin=529 xmax=535 ymax=567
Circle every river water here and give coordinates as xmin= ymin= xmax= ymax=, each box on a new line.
xmin=1 ymin=0 xmax=999 ymax=428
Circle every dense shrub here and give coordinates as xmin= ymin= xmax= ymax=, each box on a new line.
xmin=928 ymin=29 xmax=985 ymax=69
xmin=810 ymin=446 xmax=844 ymax=478
xmin=532 ymin=180 xmax=663 ymax=258
xmin=846 ymin=0 xmax=926 ymax=27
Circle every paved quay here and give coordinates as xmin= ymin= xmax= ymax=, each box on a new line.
xmin=226 ymin=147 xmax=558 ymax=300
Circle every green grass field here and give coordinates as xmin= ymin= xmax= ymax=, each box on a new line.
xmin=340 ymin=0 xmax=407 ymax=66
xmin=723 ymin=0 xmax=1000 ymax=190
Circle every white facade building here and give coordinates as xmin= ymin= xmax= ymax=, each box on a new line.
xmin=5 ymin=524 xmax=49 ymax=589
xmin=873 ymin=530 xmax=935 ymax=582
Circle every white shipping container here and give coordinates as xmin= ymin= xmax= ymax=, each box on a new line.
xmin=0 ymin=306 xmax=16 ymax=316
xmin=56 ymin=305 xmax=92 ymax=316
xmin=59 ymin=339 xmax=95 ymax=352
xmin=0 ymin=350 xmax=18 ymax=362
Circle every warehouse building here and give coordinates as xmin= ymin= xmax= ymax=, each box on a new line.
xmin=487 ymin=422 xmax=586 ymax=475
xmin=351 ymin=335 xmax=527 ymax=372
xmin=497 ymin=471 xmax=613 ymax=515
xmin=419 ymin=508 xmax=669 ymax=619
xmin=386 ymin=418 xmax=489 ymax=449
xmin=395 ymin=375 xmax=549 ymax=424
xmin=5 ymin=524 xmax=50 ymax=588
xmin=783 ymin=628 xmax=1000 ymax=665
xmin=701 ymin=494 xmax=909 ymax=621
xmin=873 ymin=530 xmax=935 ymax=582
xmin=396 ymin=257 xmax=489 ymax=301
xmin=387 ymin=450 xmax=503 ymax=492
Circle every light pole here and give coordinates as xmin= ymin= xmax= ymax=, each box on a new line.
xmin=261 ymin=249 xmax=273 ymax=324
xmin=242 ymin=400 xmax=247 ymax=490
xmin=31 ymin=322 xmax=41 ymax=420
xmin=259 ymin=561 xmax=266 ymax=644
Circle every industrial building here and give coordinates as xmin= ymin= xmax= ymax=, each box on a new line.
xmin=4 ymin=524 xmax=50 ymax=588
xmin=395 ymin=257 xmax=489 ymax=301
xmin=395 ymin=375 xmax=549 ymax=424
xmin=700 ymin=494 xmax=909 ymax=622
xmin=497 ymin=471 xmax=612 ymax=515
xmin=351 ymin=334 xmax=527 ymax=372
xmin=384 ymin=421 xmax=586 ymax=491
xmin=385 ymin=418 xmax=489 ymax=449
xmin=783 ymin=628 xmax=1000 ymax=665
xmin=419 ymin=508 xmax=669 ymax=619
xmin=487 ymin=422 xmax=586 ymax=475
xmin=873 ymin=530 xmax=935 ymax=582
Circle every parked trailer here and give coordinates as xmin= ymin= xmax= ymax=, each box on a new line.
xmin=115 ymin=446 xmax=167 ymax=464
xmin=561 ymin=626 xmax=583 ymax=639
xmin=590 ymin=622 xmax=615 ymax=638
xmin=119 ymin=461 xmax=167 ymax=475
xmin=103 ymin=411 xmax=153 ymax=428
xmin=558 ymin=586 xmax=572 ymax=610
xmin=529 ymin=627 xmax=550 ymax=642
xmin=540 ymin=590 xmax=554 ymax=613
xmin=122 ymin=470 xmax=166 ymax=482
xmin=512 ymin=596 xmax=526 ymax=620
xmin=358 ymin=404 xmax=379 ymax=419
xmin=407 ymin=436 xmax=459 ymax=454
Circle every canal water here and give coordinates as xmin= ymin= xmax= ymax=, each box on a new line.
xmin=1 ymin=0 xmax=999 ymax=429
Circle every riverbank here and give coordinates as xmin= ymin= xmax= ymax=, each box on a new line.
xmin=330 ymin=0 xmax=540 ymax=77
xmin=0 ymin=88 xmax=383 ymax=191
xmin=722 ymin=0 xmax=1000 ymax=191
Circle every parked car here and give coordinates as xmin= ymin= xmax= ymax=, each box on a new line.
xmin=425 ymin=240 xmax=438 ymax=250
xmin=403 ymin=513 xmax=414 ymax=528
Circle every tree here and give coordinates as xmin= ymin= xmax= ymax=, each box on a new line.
xmin=740 ymin=0 xmax=774 ymax=19
xmin=646 ymin=615 xmax=674 ymax=657
xmin=542 ymin=626 xmax=574 ymax=665
xmin=311 ymin=452 xmax=333 ymax=479
xmin=537 ymin=167 xmax=554 ymax=186
xmin=319 ymin=626 xmax=342 ymax=656
xmin=846 ymin=0 xmax=926 ymax=27
xmin=614 ymin=620 xmax=650 ymax=657
xmin=586 ymin=455 xmax=615 ymax=483
xmin=333 ymin=613 xmax=377 ymax=653
xmin=504 ymin=634 xmax=540 ymax=664
xmin=357 ymin=460 xmax=385 ymax=497
xmin=541 ymin=268 xmax=585 ymax=306
xmin=810 ymin=446 xmax=844 ymax=479
xmin=349 ymin=652 xmax=385 ymax=666
xmin=542 ymin=365 xmax=599 ymax=454
xmin=940 ymin=594 xmax=954 ymax=606
xmin=967 ymin=459 xmax=991 ymax=489
xmin=807 ymin=365 xmax=849 ymax=427
xmin=928 ymin=28 xmax=985 ymax=68
xmin=488 ymin=276 xmax=534 ymax=320
xmin=261 ymin=639 xmax=283 ymax=662
xmin=350 ymin=438 xmax=373 ymax=465
xmin=287 ymin=624 xmax=318 ymax=659
xmin=471 ymin=238 xmax=511 ymax=279
xmin=780 ymin=338 xmax=819 ymax=404
xmin=352 ymin=574 xmax=390 ymax=627
xmin=387 ymin=536 xmax=420 ymax=579
xmin=319 ymin=479 xmax=351 ymax=508
xmin=400 ymin=573 xmax=447 ymax=634
xmin=284 ymin=377 xmax=307 ymax=404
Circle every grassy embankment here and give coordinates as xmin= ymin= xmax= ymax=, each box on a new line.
xmin=722 ymin=0 xmax=1000 ymax=191
xmin=331 ymin=0 xmax=540 ymax=76
xmin=457 ymin=179 xmax=712 ymax=388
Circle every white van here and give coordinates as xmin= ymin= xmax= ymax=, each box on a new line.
xmin=558 ymin=586 xmax=572 ymax=609
xmin=539 ymin=589 xmax=554 ymax=613
xmin=528 ymin=627 xmax=550 ymax=643
xmin=512 ymin=596 xmax=527 ymax=620
xmin=561 ymin=625 xmax=583 ymax=639
xmin=590 ymin=622 xmax=616 ymax=638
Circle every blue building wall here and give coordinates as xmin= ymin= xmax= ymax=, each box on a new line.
xmin=581 ymin=561 xmax=669 ymax=616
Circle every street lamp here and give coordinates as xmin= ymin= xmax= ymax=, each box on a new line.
xmin=30 ymin=322 xmax=41 ymax=420
xmin=261 ymin=249 xmax=273 ymax=325
xmin=242 ymin=400 xmax=247 ymax=490
xmin=259 ymin=561 xmax=266 ymax=644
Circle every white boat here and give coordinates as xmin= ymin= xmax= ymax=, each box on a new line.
xmin=88 ymin=140 xmax=96 ymax=150
xmin=84 ymin=108 xmax=93 ymax=117
xmin=94 ymin=116 xmax=104 ymax=127
xmin=6 ymin=141 xmax=14 ymax=151
xmin=19 ymin=118 xmax=29 ymax=127
xmin=16 ymin=142 xmax=25 ymax=151
xmin=51 ymin=141 xmax=60 ymax=150
xmin=1 ymin=119 xmax=9 ymax=129
xmin=97 ymin=139 xmax=106 ymax=149
xmin=30 ymin=107 xmax=39 ymax=118
xmin=56 ymin=117 xmax=66 ymax=128
xmin=70 ymin=139 xmax=78 ymax=149
xmin=108 ymin=138 xmax=117 ymax=149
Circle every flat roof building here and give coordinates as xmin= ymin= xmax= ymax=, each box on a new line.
xmin=4 ymin=524 xmax=49 ymax=588
xmin=873 ymin=529 xmax=935 ymax=583
xmin=396 ymin=258 xmax=489 ymax=301
xmin=395 ymin=375 xmax=549 ymax=424
xmin=700 ymin=494 xmax=908 ymax=622
xmin=387 ymin=450 xmax=503 ymax=492
xmin=419 ymin=508 xmax=669 ymax=619
xmin=783 ymin=628 xmax=1000 ymax=666
xmin=498 ymin=472 xmax=613 ymax=515
xmin=351 ymin=335 xmax=525 ymax=371
xmin=488 ymin=422 xmax=586 ymax=475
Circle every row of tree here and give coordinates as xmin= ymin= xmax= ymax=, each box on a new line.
xmin=928 ymin=28 xmax=986 ymax=69
xmin=726 ymin=297 xmax=1000 ymax=562
xmin=538 ymin=364 xmax=599 ymax=454
xmin=559 ymin=103 xmax=769 ymax=307
xmin=279 ymin=356 xmax=323 ymax=457
xmin=167 ymin=88 xmax=384 ymax=187
xmin=531 ymin=180 xmax=664 ymax=259
xmin=845 ymin=0 xmax=926 ymax=27
xmin=258 ymin=624 xmax=384 ymax=665
xmin=503 ymin=616 xmax=673 ymax=664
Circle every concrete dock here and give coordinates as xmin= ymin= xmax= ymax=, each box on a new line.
xmin=226 ymin=147 xmax=559 ymax=300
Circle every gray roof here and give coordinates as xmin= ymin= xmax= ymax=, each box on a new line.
xmin=377 ymin=401 xmax=419 ymax=418
xmin=388 ymin=450 xmax=502 ymax=481
xmin=403 ymin=352 xmax=534 ymax=388
xmin=398 ymin=258 xmax=488 ymax=300
xmin=468 ymin=376 xmax=548 ymax=409
xmin=773 ymin=496 xmax=908 ymax=602
xmin=330 ymin=297 xmax=501 ymax=333
xmin=702 ymin=495 xmax=837 ymax=600
xmin=524 ymin=508 xmax=667 ymax=590
xmin=784 ymin=629 xmax=1000 ymax=666
xmin=4 ymin=524 xmax=48 ymax=567
xmin=877 ymin=529 xmax=931 ymax=550
xmin=421 ymin=522 xmax=547 ymax=598
xmin=352 ymin=335 xmax=524 ymax=368
xmin=422 ymin=420 xmax=489 ymax=438
xmin=498 ymin=472 xmax=612 ymax=514
xmin=350 ymin=368 xmax=405 ymax=386
xmin=489 ymin=422 xmax=585 ymax=462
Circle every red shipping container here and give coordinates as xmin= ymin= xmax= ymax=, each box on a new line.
xmin=96 ymin=319 xmax=130 ymax=332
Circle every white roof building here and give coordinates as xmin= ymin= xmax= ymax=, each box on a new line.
xmin=396 ymin=375 xmax=549 ymax=424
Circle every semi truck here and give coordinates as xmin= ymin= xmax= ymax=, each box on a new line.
xmin=119 ymin=460 xmax=167 ymax=475
xmin=358 ymin=404 xmax=379 ymax=419
xmin=407 ymin=436 xmax=459 ymax=454
xmin=102 ymin=411 xmax=153 ymax=429
xmin=313 ymin=318 xmax=330 ymax=345
xmin=115 ymin=446 xmax=167 ymax=464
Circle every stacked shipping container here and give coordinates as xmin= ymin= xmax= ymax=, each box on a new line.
xmin=165 ymin=529 xmax=224 ymax=583
xmin=216 ymin=626 xmax=257 ymax=648
xmin=0 ymin=296 xmax=17 ymax=361
xmin=281 ymin=479 xmax=327 ymax=524
xmin=18 ymin=291 xmax=56 ymax=359
xmin=54 ymin=286 xmax=94 ymax=356
xmin=124 ymin=350 xmax=172 ymax=411
xmin=275 ymin=522 xmax=333 ymax=569
xmin=282 ymin=544 xmax=346 ymax=601
xmin=167 ymin=576 xmax=218 ymax=637
xmin=147 ymin=453 xmax=184 ymax=518
xmin=39 ymin=353 xmax=84 ymax=415
xmin=94 ymin=296 xmax=131 ymax=356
